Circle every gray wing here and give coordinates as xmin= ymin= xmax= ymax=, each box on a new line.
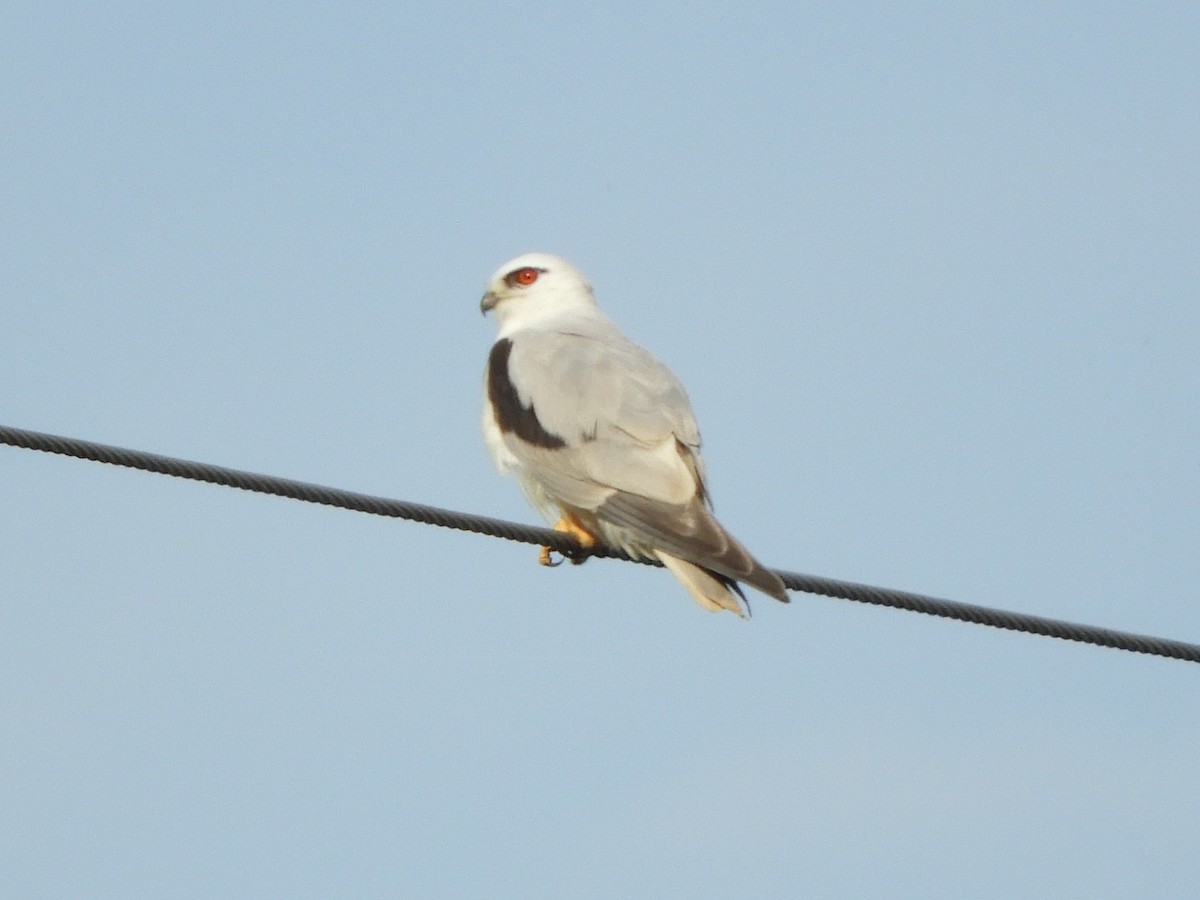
xmin=502 ymin=327 xmax=704 ymax=508
xmin=496 ymin=327 xmax=786 ymax=601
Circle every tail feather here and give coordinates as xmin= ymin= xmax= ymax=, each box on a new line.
xmin=655 ymin=551 xmax=749 ymax=618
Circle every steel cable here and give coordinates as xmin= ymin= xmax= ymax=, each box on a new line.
xmin=3 ymin=423 xmax=1197 ymax=664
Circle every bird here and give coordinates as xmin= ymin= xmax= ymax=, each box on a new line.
xmin=479 ymin=252 xmax=788 ymax=617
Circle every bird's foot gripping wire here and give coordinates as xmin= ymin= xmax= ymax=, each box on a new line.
xmin=539 ymin=515 xmax=597 ymax=567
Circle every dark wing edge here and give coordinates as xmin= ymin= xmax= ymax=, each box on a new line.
xmin=599 ymin=491 xmax=788 ymax=602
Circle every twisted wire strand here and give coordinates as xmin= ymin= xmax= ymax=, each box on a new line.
xmin=3 ymin=423 xmax=1197 ymax=664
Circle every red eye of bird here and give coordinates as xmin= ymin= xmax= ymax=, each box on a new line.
xmin=512 ymin=267 xmax=539 ymax=286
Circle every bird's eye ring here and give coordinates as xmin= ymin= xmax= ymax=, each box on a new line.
xmin=508 ymin=267 xmax=540 ymax=288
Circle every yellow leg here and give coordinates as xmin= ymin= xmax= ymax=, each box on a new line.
xmin=539 ymin=513 xmax=598 ymax=567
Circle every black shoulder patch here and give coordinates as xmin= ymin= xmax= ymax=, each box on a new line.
xmin=487 ymin=338 xmax=567 ymax=449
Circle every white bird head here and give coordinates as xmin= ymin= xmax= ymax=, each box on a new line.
xmin=480 ymin=252 xmax=597 ymax=331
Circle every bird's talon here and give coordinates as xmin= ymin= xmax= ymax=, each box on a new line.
xmin=538 ymin=545 xmax=563 ymax=567
xmin=551 ymin=514 xmax=598 ymax=565
xmin=562 ymin=545 xmax=591 ymax=566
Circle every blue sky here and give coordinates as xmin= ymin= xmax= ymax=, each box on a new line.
xmin=2 ymin=3 xmax=1198 ymax=897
